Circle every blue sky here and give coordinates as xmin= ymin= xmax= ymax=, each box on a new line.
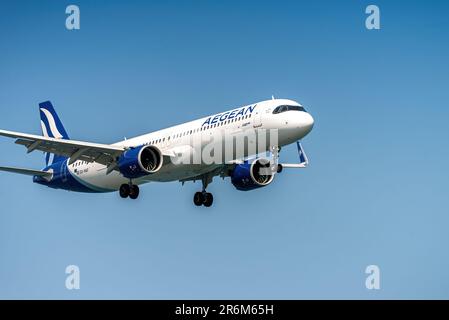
xmin=1 ymin=0 xmax=449 ymax=299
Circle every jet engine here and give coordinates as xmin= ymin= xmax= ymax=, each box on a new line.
xmin=231 ymin=159 xmax=275 ymax=191
xmin=118 ymin=145 xmax=163 ymax=179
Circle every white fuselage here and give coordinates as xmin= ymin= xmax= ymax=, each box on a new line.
xmin=66 ymin=99 xmax=314 ymax=192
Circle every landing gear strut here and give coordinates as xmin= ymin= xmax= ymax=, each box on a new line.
xmin=193 ymin=175 xmax=214 ymax=207
xmin=119 ymin=182 xmax=139 ymax=200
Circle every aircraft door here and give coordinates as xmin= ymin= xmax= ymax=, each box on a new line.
xmin=253 ymin=108 xmax=262 ymax=128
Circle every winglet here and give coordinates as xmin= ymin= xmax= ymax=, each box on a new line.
xmin=297 ymin=141 xmax=309 ymax=166
xmin=279 ymin=141 xmax=309 ymax=169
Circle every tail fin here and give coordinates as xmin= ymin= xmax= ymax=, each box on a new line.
xmin=39 ymin=101 xmax=70 ymax=166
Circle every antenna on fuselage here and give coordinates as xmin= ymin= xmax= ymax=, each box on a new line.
xmin=271 ymin=95 xmax=275 ymax=100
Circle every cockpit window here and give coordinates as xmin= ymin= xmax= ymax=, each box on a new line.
xmin=272 ymin=105 xmax=307 ymax=114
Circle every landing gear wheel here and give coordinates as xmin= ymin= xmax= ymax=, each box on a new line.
xmin=119 ymin=184 xmax=130 ymax=198
xmin=194 ymin=192 xmax=204 ymax=206
xmin=203 ymin=192 xmax=214 ymax=207
xmin=193 ymin=174 xmax=214 ymax=207
xmin=129 ymin=185 xmax=140 ymax=200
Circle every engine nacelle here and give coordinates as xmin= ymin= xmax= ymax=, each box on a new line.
xmin=118 ymin=145 xmax=163 ymax=179
xmin=231 ymin=159 xmax=275 ymax=191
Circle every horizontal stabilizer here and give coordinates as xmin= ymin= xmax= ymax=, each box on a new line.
xmin=0 ymin=166 xmax=52 ymax=178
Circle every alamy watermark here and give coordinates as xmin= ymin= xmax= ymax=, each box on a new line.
xmin=164 ymin=128 xmax=282 ymax=177
xmin=365 ymin=265 xmax=381 ymax=290
xmin=365 ymin=5 xmax=381 ymax=30
xmin=66 ymin=5 xmax=80 ymax=30
xmin=65 ymin=265 xmax=80 ymax=290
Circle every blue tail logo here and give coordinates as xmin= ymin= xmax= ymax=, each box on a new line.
xmin=39 ymin=101 xmax=70 ymax=166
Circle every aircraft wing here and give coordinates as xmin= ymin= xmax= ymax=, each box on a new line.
xmin=0 ymin=129 xmax=126 ymax=167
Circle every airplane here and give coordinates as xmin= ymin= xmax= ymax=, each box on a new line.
xmin=0 ymin=98 xmax=314 ymax=207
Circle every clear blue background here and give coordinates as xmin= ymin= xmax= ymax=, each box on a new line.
xmin=1 ymin=0 xmax=448 ymax=299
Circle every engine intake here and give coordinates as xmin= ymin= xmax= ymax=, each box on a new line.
xmin=118 ymin=145 xmax=163 ymax=179
xmin=231 ymin=159 xmax=275 ymax=191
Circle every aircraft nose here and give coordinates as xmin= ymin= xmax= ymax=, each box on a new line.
xmin=301 ymin=112 xmax=314 ymax=134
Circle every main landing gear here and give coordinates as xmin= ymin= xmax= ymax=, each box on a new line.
xmin=193 ymin=175 xmax=214 ymax=207
xmin=194 ymin=191 xmax=213 ymax=207
xmin=119 ymin=182 xmax=140 ymax=200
